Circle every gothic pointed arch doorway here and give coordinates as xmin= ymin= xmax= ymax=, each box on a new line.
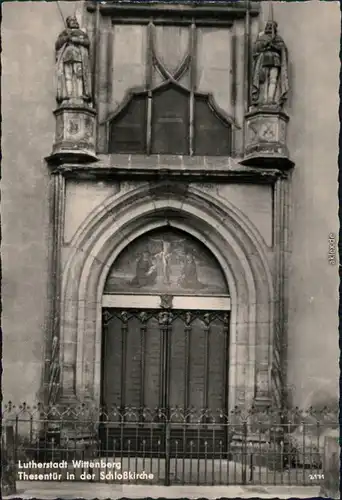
xmin=100 ymin=227 xmax=231 ymax=456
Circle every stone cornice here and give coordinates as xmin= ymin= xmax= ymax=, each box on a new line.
xmin=48 ymin=154 xmax=288 ymax=184
xmin=87 ymin=1 xmax=260 ymax=23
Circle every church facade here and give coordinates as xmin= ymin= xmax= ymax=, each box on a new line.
xmin=2 ymin=1 xmax=339 ymax=420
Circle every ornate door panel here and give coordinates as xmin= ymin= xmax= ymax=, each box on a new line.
xmin=101 ymin=308 xmax=229 ymax=457
xmin=100 ymin=227 xmax=231 ymax=457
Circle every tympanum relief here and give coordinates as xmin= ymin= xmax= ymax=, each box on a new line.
xmin=104 ymin=229 xmax=229 ymax=296
xmin=55 ymin=15 xmax=92 ymax=108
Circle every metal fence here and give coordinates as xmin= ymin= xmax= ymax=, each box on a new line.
xmin=3 ymin=402 xmax=338 ymax=487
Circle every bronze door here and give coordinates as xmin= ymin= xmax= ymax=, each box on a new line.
xmin=101 ymin=308 xmax=229 ymax=457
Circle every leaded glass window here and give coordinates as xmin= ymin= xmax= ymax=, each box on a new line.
xmin=107 ymin=22 xmax=235 ymax=156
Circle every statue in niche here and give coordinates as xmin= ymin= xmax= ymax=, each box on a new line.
xmin=55 ymin=16 xmax=92 ymax=107
xmin=251 ymin=20 xmax=289 ymax=108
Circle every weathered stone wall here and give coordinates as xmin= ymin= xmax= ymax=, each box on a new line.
xmin=2 ymin=1 xmax=79 ymax=403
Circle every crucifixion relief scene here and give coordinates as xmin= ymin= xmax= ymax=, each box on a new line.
xmin=104 ymin=229 xmax=228 ymax=295
xmin=2 ymin=0 xmax=339 ymax=496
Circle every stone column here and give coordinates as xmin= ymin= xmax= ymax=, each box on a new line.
xmin=254 ymin=368 xmax=272 ymax=407
xmin=1 ymin=425 xmax=17 ymax=495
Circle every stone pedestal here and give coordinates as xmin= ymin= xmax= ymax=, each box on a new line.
xmin=47 ymin=105 xmax=98 ymax=164
xmin=320 ymin=430 xmax=340 ymax=499
xmin=241 ymin=106 xmax=294 ymax=169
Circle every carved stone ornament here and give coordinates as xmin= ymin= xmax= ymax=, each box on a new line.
xmin=160 ymin=294 xmax=173 ymax=309
xmin=47 ymin=16 xmax=98 ymax=164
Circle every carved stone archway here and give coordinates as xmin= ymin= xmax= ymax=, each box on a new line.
xmin=59 ymin=182 xmax=274 ymax=409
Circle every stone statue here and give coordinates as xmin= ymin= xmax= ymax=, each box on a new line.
xmin=251 ymin=21 xmax=289 ymax=108
xmin=55 ymin=16 xmax=92 ymax=107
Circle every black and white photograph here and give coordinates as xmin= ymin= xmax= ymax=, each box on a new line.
xmin=1 ymin=1 xmax=340 ymax=499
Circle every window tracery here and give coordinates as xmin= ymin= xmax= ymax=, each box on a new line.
xmin=105 ymin=21 xmax=237 ymax=156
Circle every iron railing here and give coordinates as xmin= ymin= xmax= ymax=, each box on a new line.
xmin=3 ymin=402 xmax=338 ymax=486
